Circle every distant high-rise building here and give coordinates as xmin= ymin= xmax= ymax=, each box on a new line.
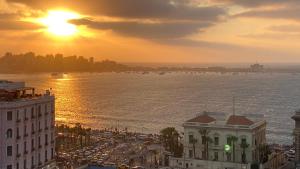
xmin=292 ymin=110 xmax=300 ymax=166
xmin=0 ymin=80 xmax=56 ymax=169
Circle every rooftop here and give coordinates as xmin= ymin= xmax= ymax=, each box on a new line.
xmin=187 ymin=114 xmax=216 ymax=123
xmin=226 ymin=115 xmax=254 ymax=126
xmin=184 ymin=111 xmax=265 ymax=129
xmin=0 ymin=80 xmax=53 ymax=102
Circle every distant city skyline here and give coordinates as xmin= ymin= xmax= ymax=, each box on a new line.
xmin=1 ymin=0 xmax=300 ymax=63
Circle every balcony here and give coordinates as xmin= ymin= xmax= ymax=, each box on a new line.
xmin=31 ymin=131 xmax=35 ymax=135
xmin=24 ymin=133 xmax=28 ymax=137
xmin=45 ymin=142 xmax=49 ymax=146
xmin=38 ymin=129 xmax=42 ymax=132
xmin=24 ymin=150 xmax=28 ymax=155
xmin=38 ymin=145 xmax=42 ymax=149
xmin=38 ymin=113 xmax=42 ymax=118
xmin=16 ymin=153 xmax=21 ymax=158
xmin=31 ymin=165 xmax=35 ymax=169
xmin=16 ymin=135 xmax=21 ymax=140
xmin=45 ymin=112 xmax=49 ymax=116
xmin=24 ymin=117 xmax=29 ymax=121
xmin=38 ymin=162 xmax=42 ymax=166
xmin=31 ymin=115 xmax=35 ymax=119
xmin=45 ymin=127 xmax=49 ymax=130
xmin=51 ymin=140 xmax=55 ymax=144
xmin=31 ymin=148 xmax=35 ymax=152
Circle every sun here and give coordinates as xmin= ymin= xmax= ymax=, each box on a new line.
xmin=38 ymin=10 xmax=80 ymax=37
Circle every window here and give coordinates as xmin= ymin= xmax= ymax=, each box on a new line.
xmin=32 ymin=156 xmax=34 ymax=166
xmin=45 ymin=150 xmax=48 ymax=161
xmin=214 ymin=152 xmax=218 ymax=161
xmin=51 ymin=148 xmax=54 ymax=159
xmin=24 ymin=141 xmax=27 ymax=153
xmin=6 ymin=129 xmax=13 ymax=138
xmin=31 ymin=139 xmax=34 ymax=150
xmin=242 ymin=138 xmax=247 ymax=145
xmin=38 ymin=137 xmax=41 ymax=146
xmin=31 ymin=107 xmax=34 ymax=117
xmin=226 ymin=153 xmax=231 ymax=161
xmin=17 ymin=127 xmax=20 ymax=138
xmin=214 ymin=137 xmax=219 ymax=145
xmin=24 ymin=125 xmax=27 ymax=136
xmin=202 ymin=136 xmax=206 ymax=145
xmin=23 ymin=159 xmax=26 ymax=169
xmin=188 ymin=135 xmax=194 ymax=144
xmin=24 ymin=109 xmax=27 ymax=120
xmin=45 ymin=119 xmax=48 ymax=128
xmin=32 ymin=123 xmax=34 ymax=133
xmin=38 ymin=153 xmax=41 ymax=163
xmin=189 ymin=150 xmax=193 ymax=158
xmin=16 ymin=163 xmax=19 ymax=169
xmin=45 ymin=134 xmax=48 ymax=145
xmin=227 ymin=137 xmax=231 ymax=145
xmin=17 ymin=110 xmax=20 ymax=120
xmin=7 ymin=111 xmax=12 ymax=121
xmin=7 ymin=146 xmax=12 ymax=156
xmin=7 ymin=165 xmax=12 ymax=169
xmin=17 ymin=144 xmax=19 ymax=155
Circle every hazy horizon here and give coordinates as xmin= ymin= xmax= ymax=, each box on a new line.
xmin=1 ymin=0 xmax=300 ymax=63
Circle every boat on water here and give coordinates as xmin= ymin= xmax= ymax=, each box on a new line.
xmin=159 ymin=72 xmax=165 ymax=75
xmin=51 ymin=73 xmax=64 ymax=78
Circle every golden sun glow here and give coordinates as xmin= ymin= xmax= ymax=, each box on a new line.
xmin=38 ymin=10 xmax=80 ymax=37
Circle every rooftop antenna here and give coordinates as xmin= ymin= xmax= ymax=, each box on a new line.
xmin=233 ymin=96 xmax=235 ymax=116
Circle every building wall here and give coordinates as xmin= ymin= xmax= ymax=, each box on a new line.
xmin=183 ymin=126 xmax=255 ymax=163
xmin=170 ymin=157 xmax=251 ymax=169
xmin=0 ymin=95 xmax=55 ymax=169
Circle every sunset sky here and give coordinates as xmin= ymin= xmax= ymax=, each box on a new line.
xmin=0 ymin=0 xmax=300 ymax=63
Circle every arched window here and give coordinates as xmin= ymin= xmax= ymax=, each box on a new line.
xmin=6 ymin=129 xmax=13 ymax=138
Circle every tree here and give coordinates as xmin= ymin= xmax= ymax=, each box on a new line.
xmin=160 ymin=127 xmax=183 ymax=157
xmin=199 ymin=128 xmax=211 ymax=160
xmin=228 ymin=135 xmax=238 ymax=162
xmin=240 ymin=141 xmax=249 ymax=163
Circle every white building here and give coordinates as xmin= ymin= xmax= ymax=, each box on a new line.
xmin=170 ymin=112 xmax=266 ymax=169
xmin=0 ymin=80 xmax=56 ymax=169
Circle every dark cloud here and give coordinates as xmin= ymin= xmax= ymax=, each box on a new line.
xmin=7 ymin=0 xmax=225 ymax=21
xmin=72 ymin=19 xmax=212 ymax=39
xmin=213 ymin=0 xmax=298 ymax=7
xmin=0 ymin=21 xmax=43 ymax=30
xmin=0 ymin=13 xmax=44 ymax=30
xmin=268 ymin=25 xmax=300 ymax=33
xmin=235 ymin=7 xmax=300 ymax=21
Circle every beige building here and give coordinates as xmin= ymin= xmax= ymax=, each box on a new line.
xmin=0 ymin=81 xmax=56 ymax=169
xmin=170 ymin=111 xmax=266 ymax=169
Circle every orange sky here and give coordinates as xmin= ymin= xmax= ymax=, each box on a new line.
xmin=1 ymin=0 xmax=300 ymax=63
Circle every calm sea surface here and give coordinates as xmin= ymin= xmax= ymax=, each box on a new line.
xmin=1 ymin=72 xmax=299 ymax=145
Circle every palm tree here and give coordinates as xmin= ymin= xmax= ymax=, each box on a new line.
xmin=228 ymin=136 xmax=238 ymax=162
xmin=199 ymin=128 xmax=210 ymax=160
xmin=240 ymin=140 xmax=249 ymax=163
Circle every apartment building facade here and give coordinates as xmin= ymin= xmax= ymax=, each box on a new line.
xmin=0 ymin=81 xmax=56 ymax=169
